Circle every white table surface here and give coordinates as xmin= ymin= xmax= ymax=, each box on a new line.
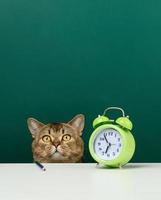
xmin=0 ymin=163 xmax=161 ymax=200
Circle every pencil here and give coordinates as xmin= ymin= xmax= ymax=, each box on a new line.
xmin=35 ymin=161 xmax=46 ymax=171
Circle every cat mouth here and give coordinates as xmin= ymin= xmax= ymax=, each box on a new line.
xmin=55 ymin=148 xmax=61 ymax=153
xmin=51 ymin=150 xmax=64 ymax=159
xmin=53 ymin=151 xmax=59 ymax=155
xmin=50 ymin=146 xmax=64 ymax=158
xmin=53 ymin=149 xmax=62 ymax=155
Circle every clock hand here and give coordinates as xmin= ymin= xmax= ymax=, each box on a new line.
xmin=105 ymin=143 xmax=111 ymax=153
xmin=104 ymin=133 xmax=112 ymax=153
xmin=105 ymin=145 xmax=109 ymax=153
xmin=104 ymin=133 xmax=109 ymax=144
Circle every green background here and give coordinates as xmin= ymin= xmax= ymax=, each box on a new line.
xmin=0 ymin=0 xmax=161 ymax=163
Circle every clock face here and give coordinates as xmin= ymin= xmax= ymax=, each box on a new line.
xmin=93 ymin=128 xmax=123 ymax=160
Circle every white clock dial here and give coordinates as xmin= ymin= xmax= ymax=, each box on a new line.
xmin=93 ymin=128 xmax=123 ymax=160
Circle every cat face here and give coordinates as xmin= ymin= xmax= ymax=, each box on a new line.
xmin=27 ymin=115 xmax=85 ymax=163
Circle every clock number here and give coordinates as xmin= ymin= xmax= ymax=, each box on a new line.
xmin=118 ymin=138 xmax=120 ymax=142
xmin=107 ymin=154 xmax=110 ymax=157
xmin=100 ymin=137 xmax=104 ymax=141
xmin=113 ymin=152 xmax=115 ymax=156
xmin=108 ymin=132 xmax=113 ymax=136
xmin=102 ymin=151 xmax=104 ymax=156
xmin=117 ymin=148 xmax=119 ymax=152
xmin=99 ymin=147 xmax=102 ymax=151
xmin=119 ymin=143 xmax=121 ymax=147
xmin=98 ymin=142 xmax=101 ymax=146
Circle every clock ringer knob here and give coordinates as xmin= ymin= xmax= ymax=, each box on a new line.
xmin=116 ymin=116 xmax=133 ymax=130
xmin=93 ymin=115 xmax=110 ymax=129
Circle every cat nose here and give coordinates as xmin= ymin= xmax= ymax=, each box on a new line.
xmin=53 ymin=142 xmax=60 ymax=148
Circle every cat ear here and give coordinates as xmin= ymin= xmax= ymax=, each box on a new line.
xmin=68 ymin=114 xmax=85 ymax=135
xmin=27 ymin=118 xmax=44 ymax=138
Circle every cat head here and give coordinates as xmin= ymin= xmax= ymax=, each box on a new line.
xmin=27 ymin=115 xmax=85 ymax=163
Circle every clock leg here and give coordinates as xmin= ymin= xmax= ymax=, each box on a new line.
xmin=119 ymin=164 xmax=122 ymax=169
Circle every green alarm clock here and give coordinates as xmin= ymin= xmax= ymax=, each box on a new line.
xmin=89 ymin=107 xmax=135 ymax=168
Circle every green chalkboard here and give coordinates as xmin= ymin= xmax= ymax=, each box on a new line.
xmin=0 ymin=0 xmax=161 ymax=162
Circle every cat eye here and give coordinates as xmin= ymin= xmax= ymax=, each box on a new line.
xmin=42 ymin=135 xmax=51 ymax=143
xmin=62 ymin=134 xmax=71 ymax=141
